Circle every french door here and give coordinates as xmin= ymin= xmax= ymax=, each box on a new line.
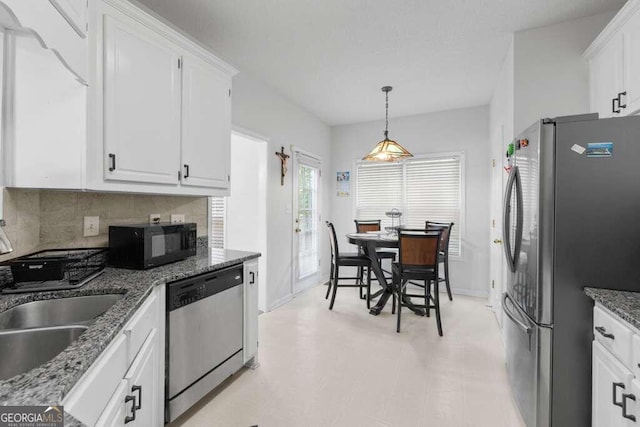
xmin=292 ymin=148 xmax=321 ymax=294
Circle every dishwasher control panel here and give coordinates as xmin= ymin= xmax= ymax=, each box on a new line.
xmin=167 ymin=263 xmax=243 ymax=311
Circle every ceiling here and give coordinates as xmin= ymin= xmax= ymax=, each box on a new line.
xmin=137 ymin=0 xmax=624 ymax=126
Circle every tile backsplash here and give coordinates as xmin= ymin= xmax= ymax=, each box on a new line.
xmin=0 ymin=189 xmax=208 ymax=262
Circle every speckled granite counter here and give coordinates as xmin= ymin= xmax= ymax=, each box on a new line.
xmin=0 ymin=247 xmax=259 ymax=425
xmin=585 ymin=287 xmax=640 ymax=331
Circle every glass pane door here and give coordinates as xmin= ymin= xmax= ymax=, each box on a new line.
xmin=297 ymin=163 xmax=319 ymax=279
xmin=292 ymin=149 xmax=321 ymax=295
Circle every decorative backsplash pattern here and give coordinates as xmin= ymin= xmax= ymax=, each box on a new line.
xmin=0 ymin=189 xmax=209 ymax=262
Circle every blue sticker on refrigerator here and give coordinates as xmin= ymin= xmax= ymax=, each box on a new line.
xmin=586 ymin=142 xmax=613 ymax=158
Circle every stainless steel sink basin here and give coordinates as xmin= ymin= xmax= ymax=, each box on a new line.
xmin=0 ymin=325 xmax=88 ymax=380
xmin=0 ymin=294 xmax=124 ymax=330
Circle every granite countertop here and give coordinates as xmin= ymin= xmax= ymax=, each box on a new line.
xmin=0 ymin=246 xmax=259 ymax=425
xmin=585 ymin=287 xmax=640 ymax=331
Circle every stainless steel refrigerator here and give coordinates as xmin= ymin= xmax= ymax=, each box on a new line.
xmin=501 ymin=113 xmax=640 ymax=427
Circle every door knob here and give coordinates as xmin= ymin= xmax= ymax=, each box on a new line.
xmin=493 ymin=239 xmax=502 ymax=244
xmin=295 ymin=228 xmax=301 ymax=233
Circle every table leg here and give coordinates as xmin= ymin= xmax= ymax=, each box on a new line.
xmin=365 ymin=242 xmax=424 ymax=317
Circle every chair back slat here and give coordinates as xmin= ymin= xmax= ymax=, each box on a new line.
xmin=354 ymin=219 xmax=381 ymax=233
xmin=398 ymin=229 xmax=441 ymax=268
xmin=426 ymin=221 xmax=454 ymax=253
xmin=326 ymin=221 xmax=339 ymax=262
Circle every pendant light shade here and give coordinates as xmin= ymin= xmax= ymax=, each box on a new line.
xmin=362 ymin=86 xmax=413 ymax=162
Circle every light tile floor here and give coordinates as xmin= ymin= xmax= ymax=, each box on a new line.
xmin=170 ymin=285 xmax=526 ymax=427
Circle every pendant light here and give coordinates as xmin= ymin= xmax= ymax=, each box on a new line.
xmin=362 ymin=86 xmax=413 ymax=162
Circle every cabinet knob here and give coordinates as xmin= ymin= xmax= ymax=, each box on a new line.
xmin=493 ymin=239 xmax=502 ymax=244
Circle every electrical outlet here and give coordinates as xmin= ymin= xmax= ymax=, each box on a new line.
xmin=149 ymin=214 xmax=161 ymax=224
xmin=170 ymin=214 xmax=185 ymax=224
xmin=84 ymin=216 xmax=99 ymax=237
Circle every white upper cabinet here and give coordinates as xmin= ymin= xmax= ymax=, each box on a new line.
xmin=85 ymin=0 xmax=237 ymax=195
xmin=0 ymin=0 xmax=237 ymax=196
xmin=623 ymin=10 xmax=640 ymax=115
xmin=588 ymin=33 xmax=624 ymax=119
xmin=0 ymin=0 xmax=88 ymax=82
xmin=102 ymin=9 xmax=181 ymax=186
xmin=181 ymin=55 xmax=231 ymax=190
xmin=585 ymin=0 xmax=640 ymax=118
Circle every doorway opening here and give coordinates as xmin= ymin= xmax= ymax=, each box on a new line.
xmin=226 ymin=130 xmax=268 ymax=312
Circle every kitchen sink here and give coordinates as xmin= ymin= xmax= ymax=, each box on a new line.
xmin=0 ymin=294 xmax=124 ymax=330
xmin=0 ymin=325 xmax=88 ymax=380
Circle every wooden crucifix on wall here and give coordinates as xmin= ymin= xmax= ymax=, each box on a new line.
xmin=275 ymin=146 xmax=290 ymax=186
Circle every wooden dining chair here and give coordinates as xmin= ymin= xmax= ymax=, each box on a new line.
xmin=353 ymin=220 xmax=396 ymax=296
xmin=325 ymin=221 xmax=372 ymax=309
xmin=393 ymin=228 xmax=443 ymax=335
xmin=425 ymin=221 xmax=454 ymax=301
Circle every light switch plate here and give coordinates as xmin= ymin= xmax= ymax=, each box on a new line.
xmin=83 ymin=216 xmax=99 ymax=237
xmin=149 ymin=214 xmax=161 ymax=224
xmin=170 ymin=214 xmax=185 ymax=224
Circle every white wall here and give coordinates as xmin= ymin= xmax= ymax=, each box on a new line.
xmin=232 ymin=72 xmax=332 ymax=310
xmin=331 ymin=106 xmax=491 ymax=297
xmin=227 ymin=133 xmax=268 ymax=312
xmin=488 ymin=37 xmax=514 ymax=325
xmin=513 ymin=11 xmax=615 ymax=135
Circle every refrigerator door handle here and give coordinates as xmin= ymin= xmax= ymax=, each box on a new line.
xmin=502 ymin=166 xmax=524 ymax=272
xmin=502 ymin=292 xmax=532 ymax=335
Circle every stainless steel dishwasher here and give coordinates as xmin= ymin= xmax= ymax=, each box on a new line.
xmin=165 ymin=264 xmax=244 ymax=423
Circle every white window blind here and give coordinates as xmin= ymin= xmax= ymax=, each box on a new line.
xmin=210 ymin=197 xmax=226 ymax=249
xmin=405 ymin=157 xmax=462 ymax=256
xmin=355 ymin=162 xmax=403 ymax=230
xmin=355 ymin=154 xmax=463 ymax=256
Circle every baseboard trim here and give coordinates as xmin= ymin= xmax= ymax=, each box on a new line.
xmin=450 ymin=287 xmax=489 ymax=298
xmin=268 ymin=294 xmax=293 ymax=311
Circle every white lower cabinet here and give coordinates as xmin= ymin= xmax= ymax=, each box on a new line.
xmin=243 ymin=259 xmax=259 ymax=366
xmin=593 ymin=341 xmax=633 ymax=427
xmin=592 ymin=304 xmax=640 ymax=426
xmin=96 ymin=329 xmax=160 ymax=426
xmin=64 ymin=284 xmax=165 ymax=426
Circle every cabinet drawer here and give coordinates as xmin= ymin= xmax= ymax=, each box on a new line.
xmin=594 ymin=305 xmax=633 ymax=368
xmin=123 ymin=292 xmax=158 ymax=363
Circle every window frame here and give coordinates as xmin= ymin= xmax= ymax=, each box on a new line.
xmin=352 ymin=151 xmax=466 ymax=259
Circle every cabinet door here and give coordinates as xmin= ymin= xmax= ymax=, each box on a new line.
xmin=623 ymin=11 xmax=640 ymax=116
xmin=593 ymin=341 xmax=632 ymax=427
xmin=590 ymin=33 xmax=624 ymax=119
xmin=124 ymin=328 xmax=160 ymax=426
xmin=180 ymin=55 xmax=231 ymax=189
xmin=243 ymin=259 xmax=259 ymax=364
xmin=103 ymin=10 xmax=181 ymax=185
xmin=95 ymin=380 xmax=128 ymax=427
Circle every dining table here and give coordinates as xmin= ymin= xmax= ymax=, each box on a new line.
xmin=346 ymin=232 xmax=425 ymax=316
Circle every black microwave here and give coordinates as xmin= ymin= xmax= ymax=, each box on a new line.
xmin=108 ymin=223 xmax=197 ymax=270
